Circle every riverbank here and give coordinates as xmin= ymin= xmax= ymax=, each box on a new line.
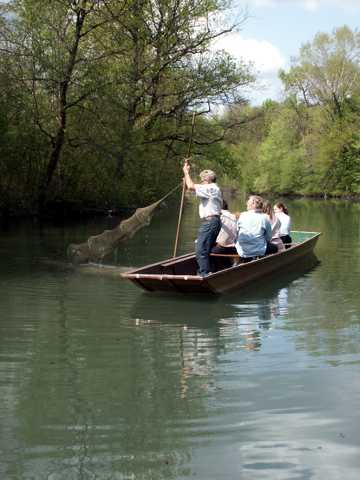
xmin=2 ymin=188 xmax=360 ymax=223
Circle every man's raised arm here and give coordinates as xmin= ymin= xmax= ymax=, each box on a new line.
xmin=182 ymin=159 xmax=195 ymax=191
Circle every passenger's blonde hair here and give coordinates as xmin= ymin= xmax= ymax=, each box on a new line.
xmin=247 ymin=195 xmax=264 ymax=210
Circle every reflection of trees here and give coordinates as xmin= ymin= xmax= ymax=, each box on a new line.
xmin=286 ymin=279 xmax=360 ymax=359
xmin=4 ymin=195 xmax=360 ymax=479
xmin=1 ymin=219 xmax=324 ymax=480
xmin=283 ymin=199 xmax=360 ymax=359
xmin=2 ymin=275 xmax=204 ymax=479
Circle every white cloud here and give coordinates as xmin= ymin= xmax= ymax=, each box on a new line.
xmin=248 ymin=0 xmax=360 ymax=11
xmin=248 ymin=72 xmax=285 ymax=105
xmin=249 ymin=0 xmax=318 ymax=8
xmin=213 ymin=33 xmax=286 ymax=74
xmin=212 ymin=33 xmax=287 ymax=104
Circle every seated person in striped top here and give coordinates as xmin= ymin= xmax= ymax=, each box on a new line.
xmin=211 ymin=200 xmax=238 ymax=269
xmin=212 ymin=200 xmax=238 ymax=254
xmin=262 ymin=201 xmax=285 ymax=252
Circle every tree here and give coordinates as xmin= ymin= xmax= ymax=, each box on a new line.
xmin=94 ymin=0 xmax=254 ymax=195
xmin=0 ymin=0 xmax=255 ymax=213
xmin=280 ymin=26 xmax=360 ymax=119
xmin=0 ymin=0 xmax=121 ymax=211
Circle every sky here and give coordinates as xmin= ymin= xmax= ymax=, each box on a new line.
xmin=1 ymin=0 xmax=358 ymax=106
xmin=212 ymin=0 xmax=360 ymax=104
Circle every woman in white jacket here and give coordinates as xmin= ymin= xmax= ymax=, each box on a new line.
xmin=274 ymin=202 xmax=292 ymax=246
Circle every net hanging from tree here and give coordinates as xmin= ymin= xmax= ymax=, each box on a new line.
xmin=67 ymin=183 xmax=181 ymax=264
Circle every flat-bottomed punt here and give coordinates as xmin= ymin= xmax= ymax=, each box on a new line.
xmin=121 ymin=231 xmax=321 ymax=294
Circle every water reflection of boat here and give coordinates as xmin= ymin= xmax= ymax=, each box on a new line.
xmin=129 ymin=261 xmax=319 ymax=399
xmin=130 ymin=257 xmax=319 ymax=328
xmin=121 ymin=231 xmax=321 ymax=294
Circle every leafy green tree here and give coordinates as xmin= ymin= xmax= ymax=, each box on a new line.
xmin=218 ymin=26 xmax=360 ymax=199
xmin=316 ymin=119 xmax=360 ymax=195
xmin=0 ymin=0 xmax=255 ymax=213
xmin=280 ymin=26 xmax=360 ymax=119
xmin=94 ymin=0 xmax=254 ymax=201
xmin=0 ymin=0 xmax=120 ymax=211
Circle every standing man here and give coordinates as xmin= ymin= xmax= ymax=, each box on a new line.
xmin=182 ymin=160 xmax=222 ymax=277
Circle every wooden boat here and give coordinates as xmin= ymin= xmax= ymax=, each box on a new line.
xmin=121 ymin=231 xmax=321 ymax=294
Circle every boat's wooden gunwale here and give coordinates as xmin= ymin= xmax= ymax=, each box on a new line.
xmin=125 ymin=273 xmax=202 ymax=281
xmin=207 ymin=234 xmax=320 ymax=293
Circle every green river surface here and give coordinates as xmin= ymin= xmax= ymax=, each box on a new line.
xmin=1 ymin=196 xmax=360 ymax=480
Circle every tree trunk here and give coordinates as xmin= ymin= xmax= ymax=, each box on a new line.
xmin=38 ymin=6 xmax=86 ymax=214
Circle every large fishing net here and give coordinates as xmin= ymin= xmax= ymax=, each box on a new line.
xmin=67 ymin=184 xmax=181 ymax=264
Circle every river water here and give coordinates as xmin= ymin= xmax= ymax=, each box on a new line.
xmin=1 ymin=197 xmax=360 ymax=480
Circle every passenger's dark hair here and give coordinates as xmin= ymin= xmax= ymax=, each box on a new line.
xmin=275 ymin=202 xmax=289 ymax=215
xmin=222 ymin=199 xmax=229 ymax=210
xmin=262 ymin=200 xmax=273 ymax=218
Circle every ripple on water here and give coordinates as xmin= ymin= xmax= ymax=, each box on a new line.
xmin=2 ymin=209 xmax=360 ymax=480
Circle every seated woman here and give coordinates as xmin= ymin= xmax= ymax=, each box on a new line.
xmin=212 ymin=200 xmax=237 ymax=254
xmin=274 ymin=202 xmax=292 ymax=246
xmin=262 ymin=201 xmax=285 ymax=252
xmin=211 ymin=200 xmax=237 ymax=269
xmin=236 ymin=195 xmax=276 ymax=262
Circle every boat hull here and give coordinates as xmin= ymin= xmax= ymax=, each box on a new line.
xmin=121 ymin=231 xmax=321 ymax=294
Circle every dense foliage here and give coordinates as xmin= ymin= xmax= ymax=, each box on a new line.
xmin=222 ymin=26 xmax=360 ymax=198
xmin=0 ymin=0 xmax=253 ymax=215
xmin=1 ymin=6 xmax=360 ymax=218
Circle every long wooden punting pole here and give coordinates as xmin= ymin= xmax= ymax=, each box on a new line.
xmin=173 ymin=112 xmax=196 ymax=258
